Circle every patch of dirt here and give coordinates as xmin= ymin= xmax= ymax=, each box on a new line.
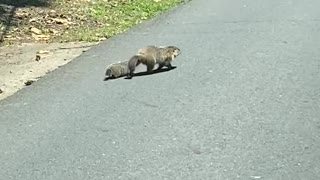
xmin=0 ymin=41 xmax=98 ymax=101
xmin=0 ymin=0 xmax=111 ymax=45
xmin=0 ymin=0 xmax=103 ymax=101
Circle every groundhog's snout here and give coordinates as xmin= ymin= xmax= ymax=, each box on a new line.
xmin=175 ymin=50 xmax=181 ymax=57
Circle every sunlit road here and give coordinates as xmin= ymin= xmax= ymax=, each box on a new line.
xmin=1 ymin=0 xmax=320 ymax=179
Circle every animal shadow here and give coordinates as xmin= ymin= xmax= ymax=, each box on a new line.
xmin=124 ymin=66 xmax=177 ymax=80
xmin=103 ymin=74 xmax=127 ymax=81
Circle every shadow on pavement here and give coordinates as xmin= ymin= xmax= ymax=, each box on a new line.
xmin=103 ymin=67 xmax=177 ymax=81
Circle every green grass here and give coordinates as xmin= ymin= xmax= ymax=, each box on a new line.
xmin=60 ymin=0 xmax=185 ymax=42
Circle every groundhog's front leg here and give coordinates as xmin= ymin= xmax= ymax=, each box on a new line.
xmin=165 ymin=63 xmax=173 ymax=69
xmin=157 ymin=63 xmax=165 ymax=70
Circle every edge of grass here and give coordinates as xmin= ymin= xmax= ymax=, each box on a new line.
xmin=59 ymin=0 xmax=187 ymax=42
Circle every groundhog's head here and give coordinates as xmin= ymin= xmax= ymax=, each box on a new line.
xmin=166 ymin=46 xmax=181 ymax=60
xmin=105 ymin=68 xmax=112 ymax=76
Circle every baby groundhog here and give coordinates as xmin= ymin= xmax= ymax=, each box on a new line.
xmin=105 ymin=60 xmax=129 ymax=79
xmin=127 ymin=45 xmax=181 ymax=78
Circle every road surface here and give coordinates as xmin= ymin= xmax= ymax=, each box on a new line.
xmin=1 ymin=0 xmax=320 ymax=179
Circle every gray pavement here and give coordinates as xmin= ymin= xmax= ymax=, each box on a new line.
xmin=1 ymin=0 xmax=320 ymax=179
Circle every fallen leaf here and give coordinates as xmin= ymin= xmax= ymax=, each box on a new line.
xmin=30 ymin=27 xmax=42 ymax=35
xmin=29 ymin=18 xmax=37 ymax=22
xmin=32 ymin=34 xmax=50 ymax=41
xmin=37 ymin=50 xmax=50 ymax=54
xmin=49 ymin=29 xmax=59 ymax=34
xmin=35 ymin=55 xmax=41 ymax=61
xmin=15 ymin=12 xmax=29 ymax=19
xmin=48 ymin=10 xmax=57 ymax=17
xmin=24 ymin=80 xmax=35 ymax=86
xmin=51 ymin=18 xmax=69 ymax=24
xmin=98 ymin=37 xmax=107 ymax=41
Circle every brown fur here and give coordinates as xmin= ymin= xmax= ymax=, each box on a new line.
xmin=127 ymin=45 xmax=181 ymax=78
xmin=105 ymin=60 xmax=130 ymax=78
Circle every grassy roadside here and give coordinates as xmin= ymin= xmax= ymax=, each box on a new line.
xmin=60 ymin=0 xmax=186 ymax=42
xmin=0 ymin=0 xmax=186 ymax=45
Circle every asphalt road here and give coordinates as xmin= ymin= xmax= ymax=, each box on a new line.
xmin=1 ymin=0 xmax=320 ymax=179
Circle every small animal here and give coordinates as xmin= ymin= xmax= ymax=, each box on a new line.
xmin=127 ymin=45 xmax=181 ymax=78
xmin=105 ymin=60 xmax=129 ymax=79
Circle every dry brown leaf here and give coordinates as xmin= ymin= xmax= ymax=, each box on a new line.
xmin=98 ymin=37 xmax=107 ymax=41
xmin=32 ymin=34 xmax=50 ymax=41
xmin=29 ymin=18 xmax=37 ymax=22
xmin=37 ymin=50 xmax=50 ymax=54
xmin=49 ymin=29 xmax=59 ymax=34
xmin=48 ymin=10 xmax=57 ymax=17
xmin=24 ymin=80 xmax=34 ymax=86
xmin=35 ymin=55 xmax=41 ymax=61
xmin=30 ymin=27 xmax=42 ymax=35
xmin=51 ymin=18 xmax=69 ymax=24
xmin=46 ymin=19 xmax=54 ymax=24
xmin=15 ymin=12 xmax=29 ymax=19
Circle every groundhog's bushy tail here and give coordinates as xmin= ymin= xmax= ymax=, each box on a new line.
xmin=127 ymin=55 xmax=142 ymax=77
